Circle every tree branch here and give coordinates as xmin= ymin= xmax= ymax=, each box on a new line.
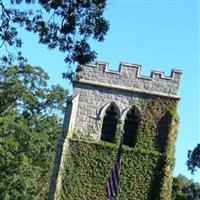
xmin=0 ymin=0 xmax=10 ymax=19
xmin=0 ymin=103 xmax=14 ymax=116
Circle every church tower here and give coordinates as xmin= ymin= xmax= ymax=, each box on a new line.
xmin=49 ymin=61 xmax=182 ymax=200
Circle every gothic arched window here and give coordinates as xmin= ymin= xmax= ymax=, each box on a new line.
xmin=157 ymin=111 xmax=172 ymax=151
xmin=123 ymin=107 xmax=140 ymax=147
xmin=101 ymin=103 xmax=119 ymax=142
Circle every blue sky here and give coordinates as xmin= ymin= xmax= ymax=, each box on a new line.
xmin=1 ymin=0 xmax=199 ymax=181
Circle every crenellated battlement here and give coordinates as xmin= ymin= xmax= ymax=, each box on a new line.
xmin=75 ymin=61 xmax=182 ymax=98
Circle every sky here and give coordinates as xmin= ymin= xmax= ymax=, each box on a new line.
xmin=1 ymin=0 xmax=199 ymax=181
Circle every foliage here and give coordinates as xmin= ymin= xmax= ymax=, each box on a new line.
xmin=0 ymin=64 xmax=67 ymax=115
xmin=56 ymin=97 xmax=180 ymax=200
xmin=172 ymin=174 xmax=200 ymax=200
xmin=135 ymin=97 xmax=178 ymax=153
xmin=0 ymin=0 xmax=109 ymax=71
xmin=59 ymin=139 xmax=163 ymax=200
xmin=0 ymin=64 xmax=68 ymax=200
xmin=187 ymin=144 xmax=200 ymax=174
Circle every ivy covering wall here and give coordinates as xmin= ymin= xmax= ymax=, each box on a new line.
xmin=55 ymin=97 xmax=180 ymax=200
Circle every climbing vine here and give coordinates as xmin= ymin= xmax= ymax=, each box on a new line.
xmin=56 ymin=96 xmax=180 ymax=200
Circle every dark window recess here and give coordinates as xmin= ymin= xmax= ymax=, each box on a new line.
xmin=101 ymin=104 xmax=119 ymax=142
xmin=123 ymin=107 xmax=140 ymax=147
xmin=157 ymin=111 xmax=172 ymax=151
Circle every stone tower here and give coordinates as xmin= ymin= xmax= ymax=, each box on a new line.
xmin=49 ymin=61 xmax=182 ymax=200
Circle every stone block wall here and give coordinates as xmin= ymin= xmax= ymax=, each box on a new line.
xmin=73 ymin=82 xmax=143 ymax=139
xmin=76 ymin=61 xmax=182 ymax=98
xmin=71 ymin=61 xmax=182 ymax=139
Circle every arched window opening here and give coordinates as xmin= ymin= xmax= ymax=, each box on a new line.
xmin=123 ymin=107 xmax=140 ymax=147
xmin=101 ymin=104 xmax=119 ymax=142
xmin=157 ymin=111 xmax=172 ymax=151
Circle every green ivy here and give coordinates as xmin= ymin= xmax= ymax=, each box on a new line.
xmin=56 ymin=97 xmax=179 ymax=200
xmin=58 ymin=140 xmax=163 ymax=200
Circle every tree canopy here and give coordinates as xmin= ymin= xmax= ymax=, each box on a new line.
xmin=0 ymin=64 xmax=67 ymax=199
xmin=0 ymin=0 xmax=109 ymax=69
xmin=172 ymin=174 xmax=200 ymax=200
xmin=0 ymin=1 xmax=109 ymax=198
xmin=187 ymin=144 xmax=200 ymax=174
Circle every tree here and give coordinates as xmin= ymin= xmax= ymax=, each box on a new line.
xmin=0 ymin=0 xmax=109 ymax=72
xmin=0 ymin=64 xmax=68 ymax=199
xmin=172 ymin=174 xmax=200 ymax=200
xmin=187 ymin=144 xmax=200 ymax=174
